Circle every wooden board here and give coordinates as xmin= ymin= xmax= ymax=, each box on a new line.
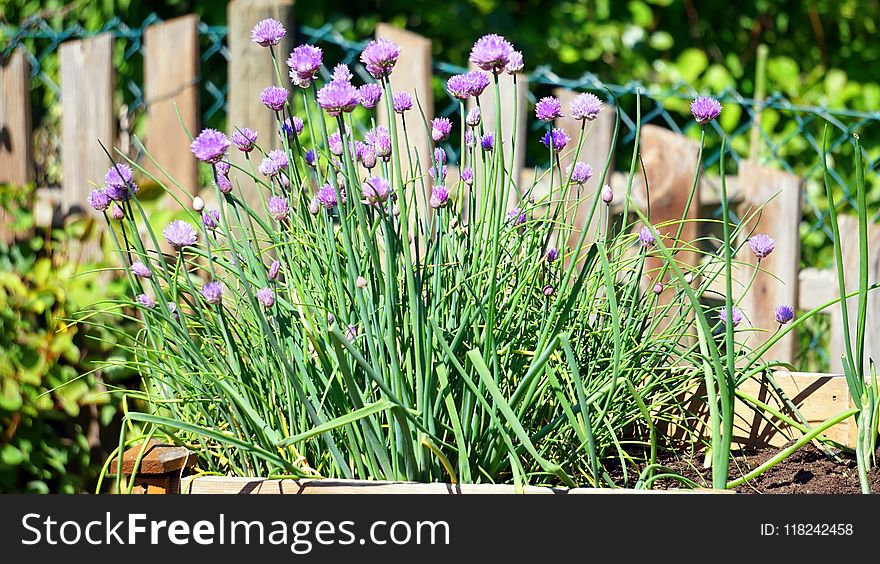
xmin=109 ymin=439 xmax=196 ymax=475
xmin=737 ymin=161 xmax=802 ymax=364
xmin=0 ymin=48 xmax=32 ymax=243
xmin=144 ymin=15 xmax=200 ymax=196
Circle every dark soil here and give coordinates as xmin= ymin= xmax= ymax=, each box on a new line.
xmin=652 ymin=442 xmax=880 ymax=493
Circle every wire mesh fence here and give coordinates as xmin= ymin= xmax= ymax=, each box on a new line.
xmin=4 ymin=13 xmax=879 ymax=370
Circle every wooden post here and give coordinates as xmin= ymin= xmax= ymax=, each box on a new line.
xmin=227 ymin=0 xmax=294 ymax=209
xmin=144 ymin=15 xmax=200 ymax=196
xmin=737 ymin=161 xmax=802 ymax=365
xmin=0 ymin=48 xmax=33 ymax=243
xmin=109 ymin=440 xmax=196 ymax=494
xmin=60 ymin=34 xmax=115 ymax=260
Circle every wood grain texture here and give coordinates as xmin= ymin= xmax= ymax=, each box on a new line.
xmin=0 ymin=48 xmax=32 ymax=243
xmin=109 ymin=439 xmax=196 ymax=475
xmin=144 ymin=15 xmax=200 ymax=195
xmin=227 ymin=0 xmax=294 ymax=209
xmin=737 ymin=161 xmax=802 ymax=364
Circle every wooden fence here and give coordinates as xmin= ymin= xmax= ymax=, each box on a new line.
xmin=1 ymin=1 xmax=877 ymax=415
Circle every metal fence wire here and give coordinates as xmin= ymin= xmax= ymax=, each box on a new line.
xmin=4 ymin=14 xmax=880 ymax=370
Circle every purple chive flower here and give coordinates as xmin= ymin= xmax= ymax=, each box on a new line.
xmin=639 ymin=226 xmax=656 ymax=247
xmin=545 ymin=248 xmax=559 ymax=262
xmin=362 ymin=177 xmax=391 ymax=205
xmin=355 ymin=276 xmax=368 ymax=289
xmin=279 ymin=116 xmax=304 ymax=140
xmin=110 ymin=204 xmax=125 ymax=220
xmin=429 ymin=165 xmax=448 ymax=182
xmin=256 ymin=287 xmax=275 ymax=308
xmin=543 ymin=284 xmax=555 ymax=297
xmin=329 ymin=63 xmax=351 ymax=82
xmin=259 ymin=150 xmax=289 ymax=177
xmin=360 ymin=38 xmax=401 ymax=79
xmin=358 ymin=83 xmax=383 ymax=110
xmin=601 ymin=184 xmax=614 ymax=204
xmin=567 ymin=162 xmax=593 ymax=184
xmin=163 ymin=220 xmax=198 ymax=249
xmin=461 ymin=167 xmax=474 ymax=186
xmin=260 ymin=85 xmax=288 ymax=112
xmin=535 ymin=96 xmax=563 ymax=122
xmin=360 ymin=147 xmax=377 ymax=169
xmin=470 ymin=34 xmax=514 ymax=73
xmin=202 ymin=209 xmax=220 ymax=230
xmin=719 ymin=306 xmax=744 ymax=327
xmin=465 ymin=130 xmax=476 ymax=148
xmin=447 ymin=71 xmax=491 ymax=99
xmin=466 ymin=107 xmax=481 ymax=127
xmin=431 ymin=117 xmax=453 ymax=142
xmin=137 ymin=294 xmax=156 ymax=309
xmin=653 ymin=283 xmax=664 ymax=295
xmin=541 ymin=128 xmax=571 ymax=153
xmin=231 ymin=128 xmax=257 ymax=153
xmin=167 ymin=302 xmax=180 ymax=321
xmin=286 ymin=44 xmax=323 ymax=86
xmin=505 ymin=51 xmax=524 ymax=74
xmin=430 ymin=185 xmax=450 ymax=209
xmin=214 ymin=161 xmax=231 ymax=177
xmin=480 ymin=133 xmax=495 ymax=152
xmin=251 ymin=18 xmax=285 ymax=47
xmin=434 ymin=147 xmax=447 ymax=165
xmin=215 ymin=173 xmax=233 ymax=194
xmin=268 ymin=196 xmax=290 ymax=221
xmin=366 ymin=126 xmax=392 ymax=160
xmin=345 ymin=324 xmax=359 ymax=341
xmin=316 ymin=80 xmax=359 ymax=116
xmin=191 ymin=129 xmax=230 ymax=163
xmin=308 ymin=197 xmax=320 ymax=215
xmin=328 ymin=130 xmax=344 ymax=156
xmin=130 ymin=260 xmax=152 ymax=279
xmin=304 ymin=149 xmax=317 ymax=167
xmin=775 ymin=305 xmax=795 ymax=325
xmin=570 ymin=93 xmax=603 ymax=121
xmin=201 ymin=280 xmax=223 ymax=305
xmin=316 ymin=184 xmax=338 ymax=209
xmin=104 ymin=164 xmax=138 ymax=201
xmin=690 ymin=96 xmax=723 ymax=125
xmin=88 ymin=189 xmax=110 ymax=211
xmin=508 ymin=207 xmax=527 ymax=226
xmin=392 ymin=91 xmax=413 ymax=113
xmin=748 ymin=233 xmax=776 ymax=260
xmin=268 ymin=260 xmax=281 ymax=281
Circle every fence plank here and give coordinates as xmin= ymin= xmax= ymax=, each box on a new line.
xmin=0 ymin=48 xmax=33 ymax=242
xmin=144 ymin=15 xmax=200 ymax=196
xmin=227 ymin=0 xmax=294 ymax=209
xmin=830 ymin=214 xmax=880 ymax=376
xmin=60 ymin=34 xmax=115 ymax=220
xmin=737 ymin=161 xmax=802 ymax=365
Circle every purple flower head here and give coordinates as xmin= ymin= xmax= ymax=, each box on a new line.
xmin=286 ymin=44 xmax=323 ymax=83
xmin=259 ymin=150 xmax=289 ymax=177
xmin=316 ymin=184 xmax=338 ymax=209
xmin=362 ymin=176 xmax=391 ymax=205
xmin=508 ymin=207 xmax=527 ymax=226
xmin=601 ymin=184 xmax=614 ymax=204
xmin=543 ymin=284 xmax=555 ymax=297
xmin=691 ymin=96 xmax=723 ymax=125
xmin=251 ymin=18 xmax=285 ymax=47
xmin=392 ymin=91 xmax=413 ymax=114
xmin=308 ymin=197 xmax=320 ymax=215
xmin=480 ymin=133 xmax=495 ymax=152
xmin=316 ymin=80 xmax=359 ymax=117
xmin=331 ymin=63 xmax=353 ymax=83
xmin=434 ymin=147 xmax=447 ymax=165
xmin=191 ymin=129 xmax=230 ymax=163
xmin=545 ymin=247 xmax=559 ymax=262
xmin=505 ymin=51 xmax=524 ymax=74
xmin=358 ymin=83 xmax=383 ymax=110
xmin=359 ymin=144 xmax=377 ymax=169
xmin=88 ymin=189 xmax=110 ymax=211
xmin=130 ymin=260 xmax=152 ymax=279
xmin=345 ymin=324 xmax=359 ymax=342
xmin=201 ymin=280 xmax=223 ymax=305
xmin=137 ymin=294 xmax=156 ymax=309
xmin=748 ymin=233 xmax=775 ymax=261
xmin=305 ymin=149 xmax=317 ymax=167
xmin=470 ymin=34 xmax=514 ymax=73
xmin=429 ymin=165 xmax=448 ymax=182
xmin=461 ymin=167 xmax=474 ymax=186
xmin=256 ymin=287 xmax=275 ymax=308
xmin=570 ymin=93 xmax=603 ymax=121
xmin=446 ymin=71 xmax=491 ymax=100
xmin=541 ymin=128 xmax=570 ymax=153
xmin=104 ymin=164 xmax=138 ymax=201
xmin=268 ymin=196 xmax=290 ymax=221
xmin=167 ymin=302 xmax=180 ymax=321
xmin=466 ymin=108 xmax=481 ymax=128
xmin=567 ymin=162 xmax=593 ymax=184
xmin=430 ymin=185 xmax=450 ymax=209
xmin=268 ymin=260 xmax=282 ymax=281
xmin=431 ymin=117 xmax=453 ymax=142
xmin=279 ymin=117 xmax=304 ymax=140
xmin=214 ymin=161 xmax=231 ymax=177
xmin=535 ymin=96 xmax=563 ymax=122
xmin=775 ymin=305 xmax=795 ymax=325
xmin=202 ymin=209 xmax=220 ymax=230
xmin=260 ymin=85 xmax=288 ymax=112
xmin=719 ymin=306 xmax=744 ymax=327
xmin=360 ymin=38 xmax=401 ymax=79
xmin=215 ymin=173 xmax=233 ymax=194
xmin=231 ymin=128 xmax=257 ymax=153
xmin=653 ymin=283 xmax=664 ymax=295
xmin=465 ymin=130 xmax=476 ymax=148
xmin=366 ymin=126 xmax=392 ymax=160
xmin=356 ymin=276 xmax=368 ymax=289
xmin=110 ymin=204 xmax=125 ymax=220
xmin=163 ymin=220 xmax=198 ymax=249
xmin=638 ymin=226 xmax=656 ymax=247
xmin=328 ymin=130 xmax=344 ymax=156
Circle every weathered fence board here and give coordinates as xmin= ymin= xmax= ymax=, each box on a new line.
xmin=60 ymin=34 xmax=115 ymax=217
xmin=144 ymin=15 xmax=200 ymax=195
xmin=227 ymin=0 xmax=294 ymax=209
xmin=737 ymin=161 xmax=802 ymax=364
xmin=0 ymin=48 xmax=33 ymax=242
